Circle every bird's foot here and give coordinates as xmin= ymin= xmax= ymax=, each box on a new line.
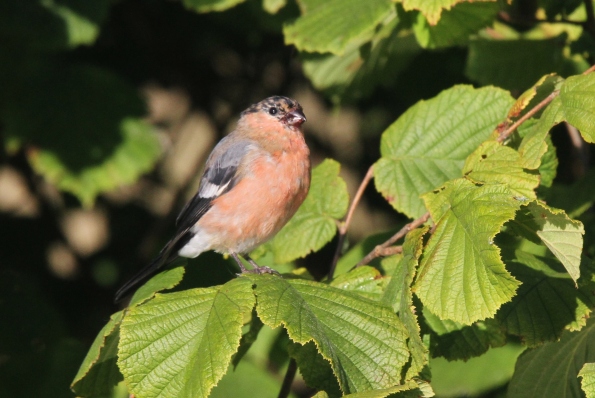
xmin=245 ymin=265 xmax=280 ymax=275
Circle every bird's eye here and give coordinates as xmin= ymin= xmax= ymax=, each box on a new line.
xmin=269 ymin=107 xmax=278 ymax=115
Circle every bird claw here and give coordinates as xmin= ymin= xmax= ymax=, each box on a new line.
xmin=239 ymin=266 xmax=280 ymax=276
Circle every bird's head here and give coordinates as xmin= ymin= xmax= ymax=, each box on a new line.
xmin=241 ymin=96 xmax=306 ymax=129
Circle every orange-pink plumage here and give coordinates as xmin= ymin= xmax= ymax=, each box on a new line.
xmin=115 ymin=96 xmax=310 ymax=302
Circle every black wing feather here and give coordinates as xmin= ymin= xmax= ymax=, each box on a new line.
xmin=114 ymin=137 xmax=253 ymax=302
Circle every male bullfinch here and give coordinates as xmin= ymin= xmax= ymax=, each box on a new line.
xmin=115 ymin=96 xmax=310 ymax=302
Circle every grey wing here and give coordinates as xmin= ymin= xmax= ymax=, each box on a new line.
xmin=175 ymin=136 xmax=255 ymax=233
xmin=114 ymin=137 xmax=255 ymax=301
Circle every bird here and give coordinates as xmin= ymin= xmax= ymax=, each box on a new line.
xmin=114 ymin=96 xmax=310 ymax=302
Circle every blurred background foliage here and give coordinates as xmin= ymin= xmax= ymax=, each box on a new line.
xmin=1 ymin=0 xmax=594 ymax=397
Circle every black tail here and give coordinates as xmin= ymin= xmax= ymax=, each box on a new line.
xmin=114 ymin=248 xmax=176 ymax=303
xmin=115 ymin=229 xmax=194 ymax=303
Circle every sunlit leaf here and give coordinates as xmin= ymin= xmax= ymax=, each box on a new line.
xmin=129 ymin=265 xmax=186 ymax=307
xmin=415 ymin=179 xmax=521 ymax=324
xmin=71 ymin=312 xmax=123 ymax=395
xmin=118 ymin=278 xmax=255 ymax=398
xmin=559 ymin=72 xmax=595 ymax=143
xmin=402 ymin=0 xmax=497 ymax=25
xmin=375 ymin=85 xmax=513 ymax=218
xmin=262 ymin=0 xmax=286 ymax=13
xmin=381 ymin=227 xmax=428 ymax=379
xmin=529 ymin=202 xmax=583 ymax=282
xmin=518 ymin=97 xmax=564 ymax=169
xmin=250 ymin=274 xmax=409 ymax=394
xmin=182 ymin=0 xmax=247 ymax=13
xmin=330 ymin=266 xmax=386 ymax=301
xmin=412 ymin=2 xmax=498 ymax=49
xmin=284 ymin=0 xmax=394 ymax=55
xmin=463 ymin=140 xmax=540 ymax=200
xmin=507 ymin=74 xmax=563 ymax=121
xmin=579 ymin=363 xmax=595 ymax=398
xmin=302 ymin=22 xmax=421 ymax=103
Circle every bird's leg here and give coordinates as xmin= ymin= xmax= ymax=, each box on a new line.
xmin=242 ymin=254 xmax=280 ymax=275
xmin=231 ymin=253 xmax=250 ymax=273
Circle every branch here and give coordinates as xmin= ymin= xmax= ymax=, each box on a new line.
xmin=277 ymin=358 xmax=298 ymax=398
xmin=497 ymin=63 xmax=595 ymax=143
xmin=327 ymin=165 xmax=374 ymax=280
xmin=356 ymin=212 xmax=430 ymax=267
xmin=497 ymin=90 xmax=559 ymax=143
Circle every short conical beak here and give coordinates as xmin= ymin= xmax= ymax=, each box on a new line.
xmin=286 ymin=108 xmax=306 ymax=127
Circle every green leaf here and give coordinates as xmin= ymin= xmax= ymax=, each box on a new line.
xmin=579 ymin=363 xmax=595 ymax=398
xmin=507 ymin=74 xmax=563 ymax=122
xmin=129 ymin=265 xmax=186 ymax=307
xmin=340 ymin=380 xmax=426 ymax=397
xmin=232 ymin=311 xmax=263 ymax=368
xmin=0 ymin=0 xmax=109 ymax=50
xmin=524 ymin=201 xmax=584 ymax=283
xmin=29 ymin=118 xmax=161 ymax=207
xmin=463 ymin=140 xmax=540 ymax=200
xmin=497 ymin=251 xmax=595 ymax=346
xmin=0 ymin=61 xmax=161 ymax=207
xmin=118 ymin=278 xmax=255 ymax=398
xmin=466 ymin=37 xmax=567 ymax=91
xmin=431 ymin=343 xmax=524 ymax=397
xmin=71 ymin=312 xmax=123 ymax=395
xmin=288 ymin=341 xmax=342 ymax=397
xmin=330 ymin=266 xmax=386 ymax=301
xmin=507 ymin=116 xmax=558 ymax=188
xmin=374 ymin=85 xmax=514 ymax=218
xmin=283 ymin=0 xmax=394 ymax=55
xmin=518 ymin=97 xmax=564 ymax=169
xmin=262 ymin=0 xmax=286 ymax=14
xmin=266 ymin=159 xmax=349 ymax=264
xmin=249 ymin=274 xmax=409 ymax=394
xmin=412 ymin=2 xmax=499 ymax=49
xmin=381 ymin=227 xmax=428 ymax=379
xmin=424 ymin=308 xmax=506 ymax=361
xmin=538 ymin=134 xmax=558 ymax=187
xmin=402 ymin=0 xmax=497 ymax=25
xmin=182 ymin=0 xmax=247 ymax=13
xmin=508 ymin=317 xmax=595 ymax=398
xmin=559 ymin=72 xmax=595 ymax=143
xmin=415 ymin=179 xmax=521 ymax=324
xmin=302 ymin=23 xmax=421 ymax=103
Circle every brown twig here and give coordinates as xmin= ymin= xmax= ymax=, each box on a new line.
xmin=497 ymin=63 xmax=595 ymax=143
xmin=327 ymin=165 xmax=375 ymax=280
xmin=497 ymin=90 xmax=559 ymax=143
xmin=582 ymin=63 xmax=595 ymax=75
xmin=356 ymin=212 xmax=430 ymax=267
